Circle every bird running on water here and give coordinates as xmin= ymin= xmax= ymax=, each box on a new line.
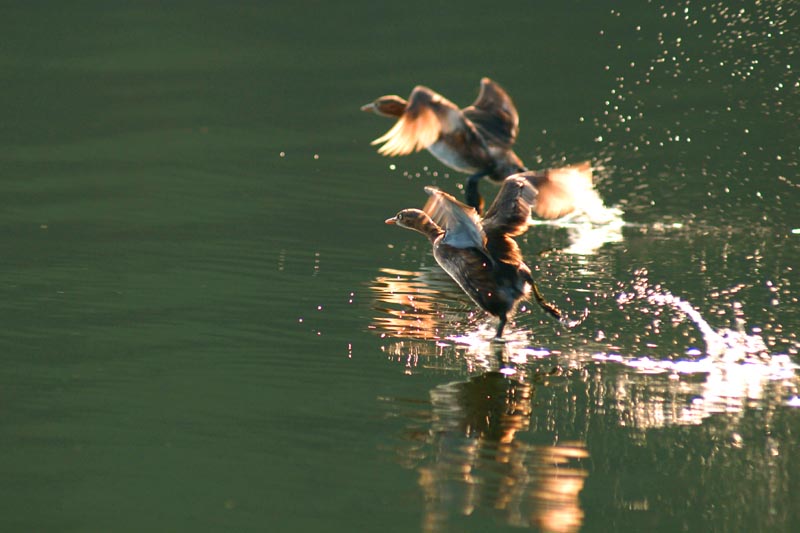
xmin=385 ymin=175 xmax=569 ymax=339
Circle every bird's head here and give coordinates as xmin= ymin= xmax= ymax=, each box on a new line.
xmin=361 ymin=95 xmax=408 ymax=118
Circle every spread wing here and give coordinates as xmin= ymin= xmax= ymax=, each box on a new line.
xmin=371 ymin=85 xmax=456 ymax=156
xmin=462 ymin=77 xmax=520 ymax=149
xmin=525 ymin=161 xmax=593 ymax=220
xmin=482 ymin=176 xmax=537 ymax=236
xmin=482 ymin=176 xmax=537 ymax=265
xmin=422 ymin=186 xmax=486 ymax=250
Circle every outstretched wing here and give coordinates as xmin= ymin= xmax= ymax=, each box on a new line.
xmin=482 ymin=176 xmax=537 ymax=236
xmin=481 ymin=176 xmax=537 ymax=265
xmin=462 ymin=77 xmax=520 ymax=149
xmin=423 ymin=186 xmax=486 ymax=250
xmin=525 ymin=161 xmax=593 ymax=220
xmin=371 ymin=86 xmax=456 ymax=156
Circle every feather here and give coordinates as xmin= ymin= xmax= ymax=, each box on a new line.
xmin=422 ymin=186 xmax=486 ymax=250
xmin=463 ymin=77 xmax=519 ymax=150
xmin=525 ymin=162 xmax=593 ymax=220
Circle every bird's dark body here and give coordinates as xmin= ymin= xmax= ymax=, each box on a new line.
xmin=433 ymin=243 xmax=530 ymax=320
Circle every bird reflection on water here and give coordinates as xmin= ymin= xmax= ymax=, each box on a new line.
xmin=369 ymin=255 xmax=800 ymax=531
xmin=372 ymin=260 xmax=799 ymax=426
xmin=371 ymin=262 xmax=799 ymax=424
xmin=386 ymin=352 xmax=588 ymax=533
xmin=372 ymin=267 xmax=589 ymax=530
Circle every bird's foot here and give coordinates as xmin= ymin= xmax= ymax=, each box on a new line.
xmin=559 ymin=308 xmax=589 ymax=328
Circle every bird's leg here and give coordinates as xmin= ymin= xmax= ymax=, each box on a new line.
xmin=530 ymin=281 xmax=564 ymax=321
xmin=493 ymin=314 xmax=507 ymax=340
xmin=465 ymin=172 xmax=487 ymax=214
xmin=530 ymin=281 xmax=589 ymax=328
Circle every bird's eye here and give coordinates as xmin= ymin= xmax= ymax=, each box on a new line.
xmin=396 ymin=213 xmax=404 ymax=221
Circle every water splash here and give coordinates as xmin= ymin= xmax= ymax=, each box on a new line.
xmin=625 ymin=280 xmax=770 ymax=360
xmin=529 ymin=163 xmax=627 ymax=254
xmin=601 ymin=271 xmax=799 ymax=424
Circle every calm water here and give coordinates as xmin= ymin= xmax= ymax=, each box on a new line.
xmin=1 ymin=1 xmax=798 ymax=532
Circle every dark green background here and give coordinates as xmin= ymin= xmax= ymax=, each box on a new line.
xmin=1 ymin=1 xmax=798 ymax=532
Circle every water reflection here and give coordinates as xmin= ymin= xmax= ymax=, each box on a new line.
xmin=370 ymin=267 xmax=456 ymax=342
xmin=530 ymin=217 xmax=625 ymax=256
xmin=391 ymin=362 xmax=588 ymax=532
xmin=372 ymin=259 xmax=799 ymax=440
xmin=595 ymin=270 xmax=800 ymax=429
xmin=370 ymin=266 xmax=483 ymax=345
xmin=376 ymin=266 xmax=800 ymax=429
xmin=369 ymin=252 xmax=596 ymax=339
xmin=369 ymin=266 xmax=572 ymax=374
xmin=383 ymin=337 xmax=799 ymax=530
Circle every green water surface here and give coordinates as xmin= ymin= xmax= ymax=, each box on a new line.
xmin=1 ymin=2 xmax=798 ymax=532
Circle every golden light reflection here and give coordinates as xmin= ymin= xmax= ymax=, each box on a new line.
xmin=374 ymin=254 xmax=799 ymax=533
xmin=369 ymin=267 xmax=479 ymax=343
xmin=397 ymin=371 xmax=588 ymax=533
xmin=376 ymin=265 xmax=800 ymax=431
xmin=369 ymin=266 xmax=563 ymax=371
xmin=376 ymin=271 xmax=799 ymax=531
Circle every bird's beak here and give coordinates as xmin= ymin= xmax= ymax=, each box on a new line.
xmin=384 ymin=217 xmax=396 ymax=225
xmin=361 ymin=103 xmax=376 ymax=113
